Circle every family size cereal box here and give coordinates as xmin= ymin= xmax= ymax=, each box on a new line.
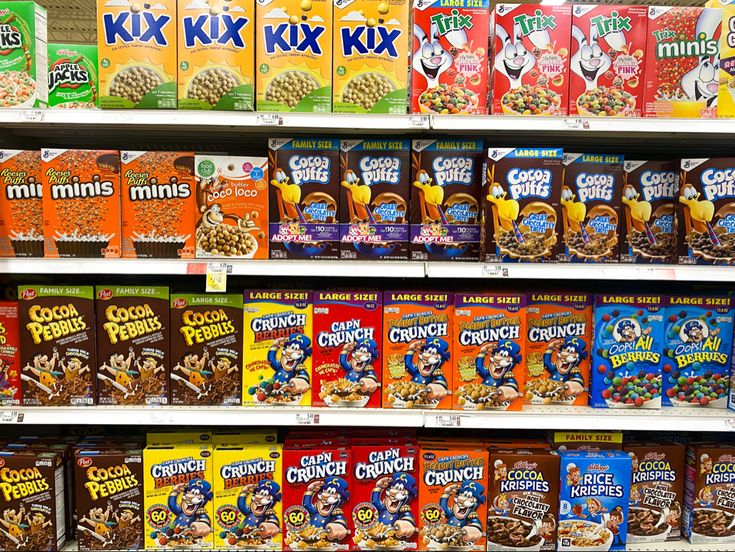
xmin=383 ymin=291 xmax=453 ymax=409
xmin=255 ymin=0 xmax=332 ymax=112
xmin=339 ymin=139 xmax=410 ymax=261
xmin=644 ymin=7 xmax=722 ymax=118
xmin=313 ymin=290 xmax=382 ymax=408
xmin=269 ymin=138 xmax=340 ymax=259
xmin=410 ymin=140 xmax=483 ymax=261
xmin=122 ymin=151 xmax=196 ymax=259
xmin=48 ymin=43 xmax=98 ymax=108
xmin=569 ymin=5 xmax=648 ymax=117
xmin=553 ymin=431 xmax=623 ymax=452
xmin=483 ymin=147 xmax=563 ymax=262
xmin=590 ymin=294 xmax=665 ymax=409
xmin=453 ymin=293 xmax=526 ymax=411
xmin=525 ymin=292 xmax=592 ymax=407
xmin=0 ymin=149 xmax=43 ymax=257
xmin=558 ymin=450 xmax=632 ymax=552
xmin=664 ymin=296 xmax=734 ymax=408
xmin=411 ymin=0 xmax=489 ymax=115
xmin=0 ymin=301 xmax=20 ymax=406
xmin=491 ymin=4 xmax=572 ymax=116
xmin=41 ymin=149 xmax=122 ymax=258
xmin=195 ymin=154 xmax=268 ymax=259
xmin=243 ymin=290 xmax=313 ymax=407
xmin=560 ymin=153 xmax=623 ymax=263
xmin=718 ymin=6 xmax=735 ymax=116
xmin=97 ymin=0 xmax=177 ymax=109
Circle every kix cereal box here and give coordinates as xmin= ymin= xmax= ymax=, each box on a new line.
xmin=313 ymin=290 xmax=382 ymax=408
xmin=382 ymin=291 xmax=453 ymax=410
xmin=48 ymin=43 xmax=98 ymax=108
xmin=719 ymin=6 xmax=735 ymax=116
xmin=553 ymin=431 xmax=623 ymax=452
xmin=144 ymin=442 xmax=214 ymax=550
xmin=255 ymin=0 xmax=332 ymax=112
xmin=0 ymin=149 xmax=43 ymax=257
xmin=590 ymin=294 xmax=665 ymax=409
xmin=0 ymin=301 xmax=20 ymax=406
xmin=243 ymin=290 xmax=313 ymax=406
xmin=525 ymin=292 xmax=592 ymax=407
xmin=453 ymin=293 xmax=526 ymax=412
xmin=213 ymin=442 xmax=283 ymax=551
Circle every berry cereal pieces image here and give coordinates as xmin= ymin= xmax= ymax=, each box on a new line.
xmin=0 ymin=150 xmax=42 ymax=257
xmin=0 ymin=301 xmax=20 ymax=406
xmin=48 ymin=43 xmax=98 ymax=109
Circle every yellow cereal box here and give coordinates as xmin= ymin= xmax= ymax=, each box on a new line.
xmin=255 ymin=0 xmax=332 ymax=112
xmin=333 ymin=0 xmax=410 ymax=114
xmin=719 ymin=6 xmax=735 ymax=116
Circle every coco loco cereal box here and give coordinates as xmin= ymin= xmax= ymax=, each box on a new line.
xmin=97 ymin=0 xmax=177 ymax=109
xmin=453 ymin=293 xmax=526 ymax=412
xmin=0 ymin=301 xmax=19 ymax=406
xmin=644 ymin=7 xmax=722 ymax=118
xmin=313 ymin=290 xmax=382 ymax=408
xmin=0 ymin=150 xmax=42 ymax=257
xmin=525 ymin=292 xmax=592 ymax=407
xmin=382 ymin=291 xmax=453 ymax=410
xmin=48 ymin=43 xmax=98 ymax=108
xmin=19 ymin=285 xmax=97 ymax=407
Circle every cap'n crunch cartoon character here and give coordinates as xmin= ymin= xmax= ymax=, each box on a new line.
xmin=372 ymin=473 xmax=417 ymax=538
xmin=440 ymin=481 xmax=485 ymax=543
xmin=169 ymin=478 xmax=213 ymax=540
xmin=303 ymin=478 xmax=350 ymax=542
xmin=406 ymin=337 xmax=449 ymax=401
xmin=545 ymin=337 xmax=586 ymax=399
xmin=269 ymin=334 xmax=311 ymax=396
xmin=476 ymin=340 xmax=521 ymax=402
xmin=341 ymin=338 xmax=379 ymax=394
xmin=237 ymin=480 xmax=281 ymax=538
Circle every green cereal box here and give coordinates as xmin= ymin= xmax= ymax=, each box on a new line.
xmin=47 ymin=43 xmax=98 ymax=108
xmin=0 ymin=2 xmax=48 ymax=108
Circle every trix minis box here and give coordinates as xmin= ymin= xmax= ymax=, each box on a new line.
xmin=382 ymin=291 xmax=453 ymax=409
xmin=0 ymin=301 xmax=20 ymax=406
xmin=314 ymin=290 xmax=382 ymax=408
xmin=553 ymin=431 xmax=623 ymax=452
xmin=590 ymin=294 xmax=665 ymax=409
xmin=483 ymin=147 xmax=564 ymax=262
xmin=0 ymin=150 xmax=43 ymax=257
xmin=453 ymin=293 xmax=526 ymax=411
xmin=48 ymin=43 xmax=98 ymax=108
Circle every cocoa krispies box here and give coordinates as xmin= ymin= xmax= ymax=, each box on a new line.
xmin=0 ymin=149 xmax=43 ymax=257
xmin=0 ymin=301 xmax=20 ymax=406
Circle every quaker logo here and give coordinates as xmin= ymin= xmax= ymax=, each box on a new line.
xmin=103 ymin=8 xmax=172 ymax=46
xmin=513 ymin=10 xmax=556 ymax=36
xmin=0 ymin=24 xmax=21 ymax=51
xmin=432 ymin=156 xmax=473 ymax=187
xmin=575 ymin=173 xmax=614 ymax=202
xmin=640 ymin=170 xmax=678 ymax=201
xmin=20 ymin=289 xmax=36 ymax=300
xmin=48 ymin=60 xmax=90 ymax=92
xmin=341 ymin=25 xmax=402 ymax=58
xmin=590 ymin=12 xmax=631 ymax=38
xmin=506 ymin=167 xmax=552 ymax=199
xmin=172 ymin=298 xmax=188 ymax=309
xmin=701 ymin=168 xmax=735 ymax=201
xmin=97 ymin=289 xmax=113 ymax=301
xmin=423 ymin=452 xmax=436 ymax=461
xmin=77 ymin=457 xmax=93 ymax=468
xmin=263 ymin=21 xmax=326 ymax=55
xmin=430 ymin=9 xmax=473 ymax=36
xmin=183 ymin=12 xmax=249 ymax=48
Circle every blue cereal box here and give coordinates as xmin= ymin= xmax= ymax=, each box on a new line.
xmin=591 ymin=295 xmax=665 ymax=409
xmin=558 ymin=450 xmax=632 ymax=552
xmin=664 ymin=296 xmax=734 ymax=409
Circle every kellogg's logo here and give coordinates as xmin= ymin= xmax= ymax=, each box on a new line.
xmin=77 ymin=457 xmax=93 ymax=468
xmin=97 ymin=289 xmax=113 ymax=301
xmin=20 ymin=289 xmax=36 ymax=300
xmin=172 ymin=298 xmax=188 ymax=309
xmin=263 ymin=20 xmax=326 ymax=55
xmin=183 ymin=13 xmax=249 ymax=49
xmin=102 ymin=8 xmax=172 ymax=46
xmin=340 ymin=23 xmax=402 ymax=58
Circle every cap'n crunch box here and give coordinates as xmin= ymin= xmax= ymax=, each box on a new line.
xmin=0 ymin=149 xmax=43 ymax=257
xmin=0 ymin=301 xmax=20 ymax=406
xmin=48 ymin=43 xmax=98 ymax=108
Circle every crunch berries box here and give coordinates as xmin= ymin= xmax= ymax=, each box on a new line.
xmin=0 ymin=301 xmax=20 ymax=406
xmin=48 ymin=43 xmax=98 ymax=108
xmin=0 ymin=149 xmax=43 ymax=257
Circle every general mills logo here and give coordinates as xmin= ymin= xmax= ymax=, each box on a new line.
xmin=684 ymin=160 xmax=691 ymax=169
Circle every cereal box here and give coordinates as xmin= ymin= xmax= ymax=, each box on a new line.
xmin=590 ymin=294 xmax=665 ymax=409
xmin=170 ymin=294 xmax=243 ymax=406
xmin=490 ymin=4 xmax=572 ymax=116
xmin=411 ymin=0 xmax=489 ymax=115
xmin=47 ymin=43 xmax=98 ymax=108
xmin=242 ymin=290 xmax=313 ymax=407
xmin=382 ymin=291 xmax=453 ymax=410
xmin=644 ymin=7 xmax=722 ymax=118
xmin=718 ymin=6 xmax=735 ymax=116
xmin=410 ymin=140 xmax=483 ymax=261
xmin=178 ymin=0 xmax=254 ymax=111
xmin=483 ymin=147 xmax=563 ymax=262
xmin=19 ymin=285 xmax=97 ymax=407
xmin=121 ymin=151 xmax=196 ymax=259
xmin=0 ymin=301 xmax=20 ymax=406
xmin=560 ymin=153 xmax=623 ymax=263
xmin=41 ymin=149 xmax=121 ymax=258
xmin=313 ymin=290 xmax=382 ymax=408
xmin=255 ymin=0 xmax=332 ymax=112
xmin=665 ymin=296 xmax=734 ymax=408
xmin=0 ymin=150 xmax=42 ymax=257
xmin=97 ymin=0 xmax=177 ymax=109
xmin=0 ymin=2 xmax=47 ymax=108
xmin=339 ymin=139 xmax=410 ymax=261
xmin=553 ymin=432 xmax=623 ymax=452
xmin=453 ymin=293 xmax=526 ymax=412
xmin=621 ymin=160 xmax=679 ymax=264
xmin=525 ymin=292 xmax=591 ymax=407
xmin=569 ymin=6 xmax=648 ymax=117
xmin=558 ymin=450 xmax=632 ymax=552
xmin=269 ymin=138 xmax=339 ymax=259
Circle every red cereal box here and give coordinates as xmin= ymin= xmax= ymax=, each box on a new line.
xmin=0 ymin=301 xmax=20 ymax=406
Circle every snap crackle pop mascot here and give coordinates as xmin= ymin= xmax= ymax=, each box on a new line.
xmin=303 ymin=477 xmax=350 ymax=542
xmin=268 ymin=334 xmax=312 ymax=396
xmin=405 ymin=337 xmax=450 ymax=402
xmin=340 ymin=338 xmax=379 ymax=394
xmin=235 ymin=480 xmax=281 ymax=538
xmin=440 ymin=481 xmax=485 ymax=544
xmin=371 ymin=473 xmax=417 ymax=538
xmin=544 ymin=336 xmax=587 ymax=399
xmin=169 ymin=479 xmax=213 ymax=541
xmin=476 ymin=340 xmax=521 ymax=403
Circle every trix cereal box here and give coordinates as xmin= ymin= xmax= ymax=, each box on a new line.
xmin=569 ymin=6 xmax=648 ymax=117
xmin=0 ymin=150 xmax=42 ymax=257
xmin=0 ymin=301 xmax=20 ymax=406
xmin=453 ymin=293 xmax=526 ymax=412
xmin=243 ymin=290 xmax=313 ymax=407
xmin=525 ymin=292 xmax=592 ymax=407
xmin=410 ymin=140 xmax=483 ymax=261
xmin=591 ymin=294 xmax=665 ymax=409
xmin=19 ymin=285 xmax=97 ymax=407
xmin=269 ymin=138 xmax=340 ymax=259
xmin=48 ymin=43 xmax=98 ymax=108
xmin=382 ymin=291 xmax=453 ymax=410
xmin=554 ymin=431 xmax=623 ymax=452
xmin=313 ymin=290 xmax=382 ymax=408
xmin=719 ymin=6 xmax=735 ymax=116
xmin=665 ymin=296 xmax=734 ymax=408
xmin=483 ymin=147 xmax=563 ymax=262
xmin=491 ymin=4 xmax=572 ymax=116
xmin=411 ymin=0 xmax=490 ymax=115
xmin=558 ymin=450 xmax=632 ymax=552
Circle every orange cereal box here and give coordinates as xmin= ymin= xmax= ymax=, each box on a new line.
xmin=0 ymin=150 xmax=43 ymax=257
xmin=383 ymin=291 xmax=452 ymax=410
xmin=453 ymin=293 xmax=526 ymax=412
xmin=41 ymin=148 xmax=121 ymax=258
xmin=121 ymin=151 xmax=196 ymax=259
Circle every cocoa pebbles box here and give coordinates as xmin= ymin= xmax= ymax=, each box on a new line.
xmin=0 ymin=149 xmax=43 ymax=258
xmin=0 ymin=301 xmax=20 ymax=406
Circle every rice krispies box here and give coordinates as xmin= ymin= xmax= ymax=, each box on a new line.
xmin=0 ymin=149 xmax=43 ymax=257
xmin=0 ymin=301 xmax=20 ymax=406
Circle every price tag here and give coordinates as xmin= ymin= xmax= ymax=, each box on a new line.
xmin=21 ymin=110 xmax=43 ymax=122
xmin=295 ymin=412 xmax=319 ymax=425
xmin=562 ymin=118 xmax=590 ymax=130
xmin=725 ymin=418 xmax=735 ymax=431
xmin=433 ymin=414 xmax=460 ymax=427
xmin=482 ymin=264 xmax=508 ymax=278
xmin=408 ymin=114 xmax=431 ymax=129
xmin=256 ymin=113 xmax=282 ymax=126
xmin=186 ymin=263 xmax=207 ymax=275
xmin=206 ymin=263 xmax=230 ymax=292
xmin=0 ymin=411 xmax=20 ymax=423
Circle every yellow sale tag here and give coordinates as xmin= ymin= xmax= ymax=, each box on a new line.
xmin=206 ymin=263 xmax=228 ymax=293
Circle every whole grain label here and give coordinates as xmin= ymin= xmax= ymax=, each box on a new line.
xmin=0 ymin=300 xmax=20 ymax=406
xmin=48 ymin=43 xmax=98 ymax=108
xmin=0 ymin=149 xmax=43 ymax=257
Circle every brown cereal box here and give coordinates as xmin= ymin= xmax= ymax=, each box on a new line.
xmin=0 ymin=301 xmax=20 ymax=406
xmin=0 ymin=150 xmax=43 ymax=257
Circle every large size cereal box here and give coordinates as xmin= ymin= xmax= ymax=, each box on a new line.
xmin=0 ymin=301 xmax=20 ymax=406
xmin=48 ymin=43 xmax=98 ymax=108
xmin=411 ymin=0 xmax=489 ymax=115
xmin=569 ymin=6 xmax=648 ymax=117
xmin=490 ymin=4 xmax=572 ymax=116
xmin=97 ymin=0 xmax=177 ymax=109
xmin=719 ymin=6 xmax=735 ymax=116
xmin=0 ymin=149 xmax=43 ymax=257
xmin=453 ymin=293 xmax=526 ymax=412
xmin=0 ymin=2 xmax=47 ymax=107
xmin=382 ymin=291 xmax=453 ymax=409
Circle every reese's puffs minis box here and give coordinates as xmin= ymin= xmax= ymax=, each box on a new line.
xmin=0 ymin=301 xmax=20 ymax=406
xmin=0 ymin=149 xmax=43 ymax=257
